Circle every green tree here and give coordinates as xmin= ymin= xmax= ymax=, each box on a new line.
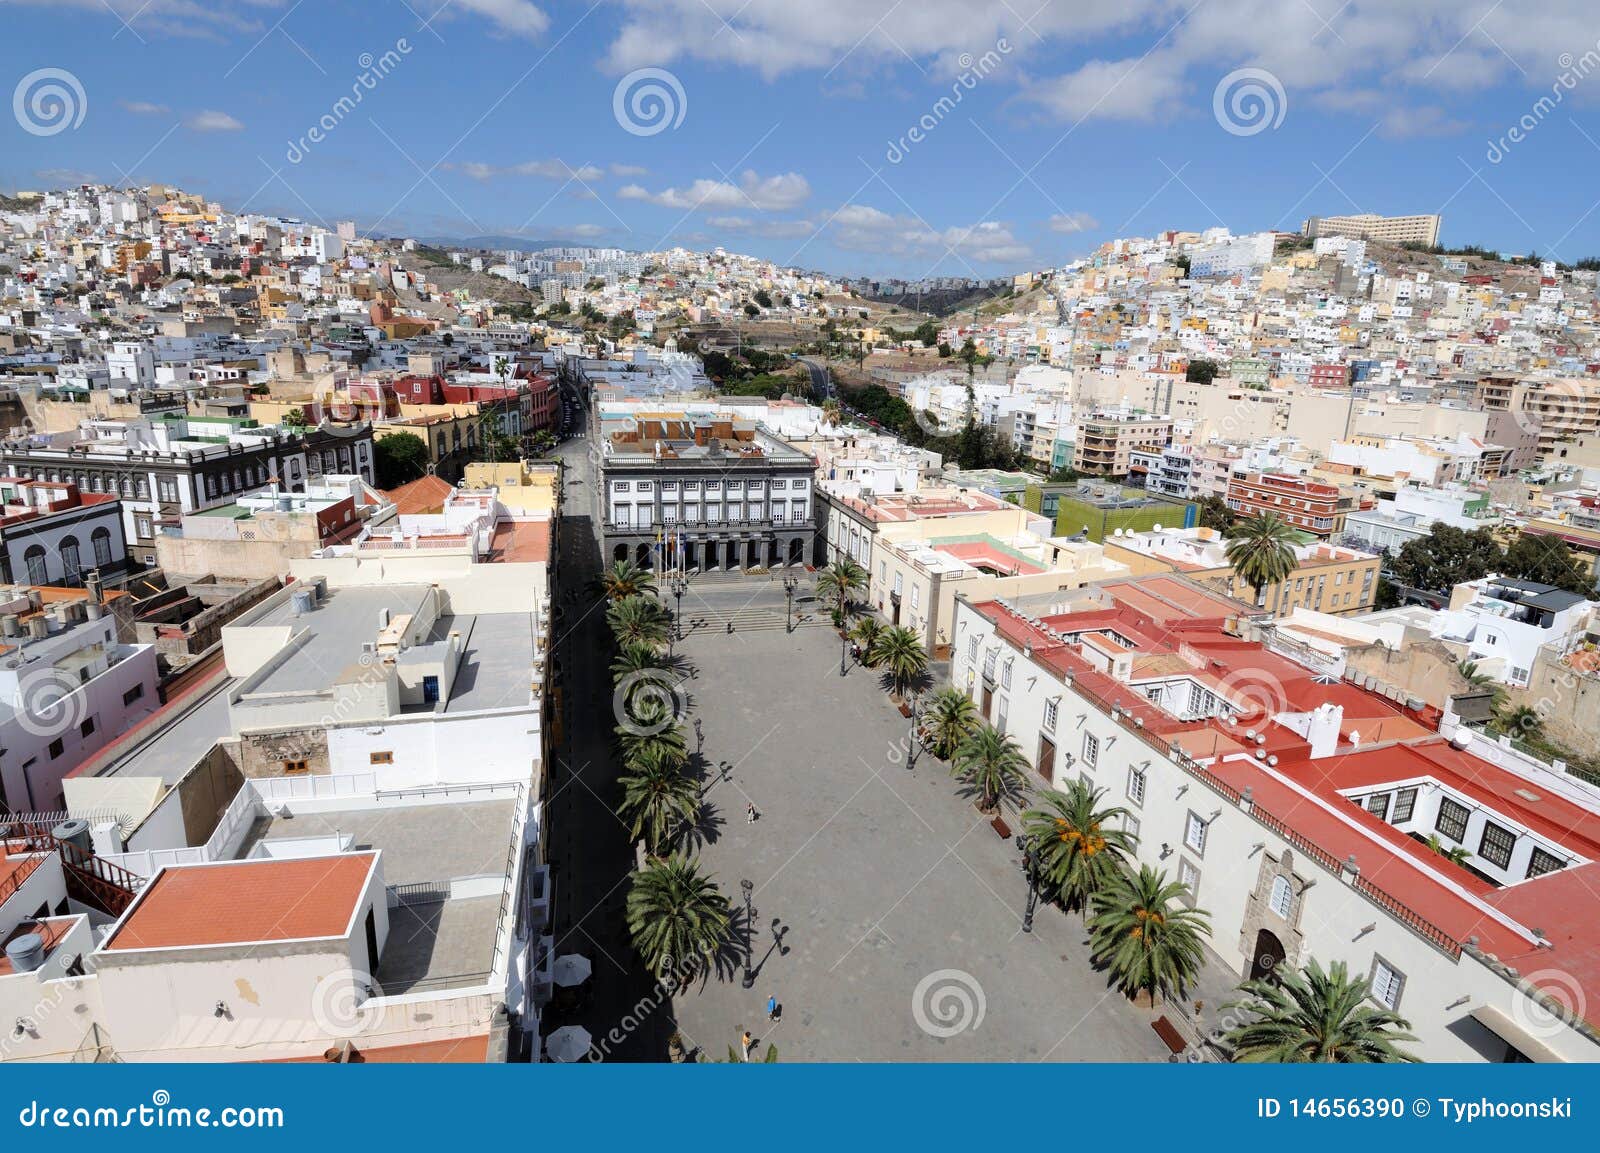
xmin=599 ymin=559 xmax=657 ymax=601
xmin=920 ymin=687 xmax=980 ymax=759
xmin=1501 ymin=533 xmax=1594 ymax=595
xmin=1222 ymin=958 xmax=1419 ymax=1063
xmin=1225 ymin=513 xmax=1300 ymax=600
xmin=374 ymin=431 xmax=430 ymax=488
xmin=753 ymin=289 xmax=773 ymax=309
xmin=611 ymin=640 xmax=668 ymax=682
xmin=607 ymin=595 xmax=671 ymax=648
xmin=617 ymin=706 xmax=688 ymax=767
xmin=849 ymin=616 xmax=884 ymax=667
xmin=282 ymin=406 xmax=308 ymax=430
xmin=1491 ymin=703 xmax=1543 ymax=741
xmin=951 ymin=725 xmax=1029 ymax=813
xmin=618 ymin=748 xmax=699 ymax=856
xmin=873 ymin=626 xmax=927 ymax=700
xmin=626 ymin=856 xmax=732 ymax=978
xmin=913 ymin=319 xmax=940 ymax=346
xmin=1088 ymin=864 xmax=1211 ymax=1005
xmin=815 ymin=558 xmax=867 ymax=620
xmin=1185 ymin=358 xmax=1220 ymax=385
xmin=1022 ymin=782 xmax=1137 ymax=911
xmin=1196 ymin=494 xmax=1236 ymax=533
xmin=1389 ymin=524 xmax=1505 ymax=594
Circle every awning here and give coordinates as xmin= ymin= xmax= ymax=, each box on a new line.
xmin=1469 ymin=1004 xmax=1569 ymax=1063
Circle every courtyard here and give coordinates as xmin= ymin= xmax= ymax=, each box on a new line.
xmin=652 ymin=576 xmax=1188 ymax=1062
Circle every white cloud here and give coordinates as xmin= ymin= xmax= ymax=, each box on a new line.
xmin=119 ymin=100 xmax=170 ymax=115
xmin=1049 ymin=212 xmax=1098 ymax=234
xmin=618 ymin=170 xmax=811 ymax=212
xmin=427 ymin=0 xmax=548 ymax=39
xmin=186 ymin=109 xmax=243 ymax=132
xmin=610 ymin=163 xmax=649 ymax=177
xmin=823 ymin=203 xmax=1032 ymax=268
xmin=453 ymin=159 xmax=606 ymax=181
xmin=1024 ymin=55 xmax=1186 ymax=122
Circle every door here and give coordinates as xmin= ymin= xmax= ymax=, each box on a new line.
xmin=365 ymin=908 xmax=381 ymax=976
xmin=422 ymin=676 xmax=440 ymax=704
xmin=1036 ymin=734 xmax=1056 ymax=782
xmin=980 ymin=686 xmax=993 ymax=719
xmin=1249 ymin=928 xmax=1286 ymax=982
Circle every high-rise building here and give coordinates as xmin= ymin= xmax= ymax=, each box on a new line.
xmin=1302 ymin=213 xmax=1442 ymax=247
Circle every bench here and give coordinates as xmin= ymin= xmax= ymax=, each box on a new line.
xmin=1152 ymin=1015 xmax=1187 ymax=1055
xmin=990 ymin=815 xmax=1011 ymax=839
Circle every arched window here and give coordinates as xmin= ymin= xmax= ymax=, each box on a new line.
xmin=1268 ymin=875 xmax=1293 ymax=919
xmin=24 ymin=545 xmax=47 ymax=585
xmin=60 ymin=535 xmax=82 ymax=583
xmin=91 ymin=527 xmax=113 ymax=568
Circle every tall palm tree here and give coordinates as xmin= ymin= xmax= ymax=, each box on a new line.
xmin=873 ymin=625 xmax=927 ymax=700
xmin=626 ymin=856 xmax=732 ymax=978
xmin=1088 ymin=865 xmax=1211 ymax=1005
xmin=1225 ymin=513 xmax=1300 ymax=603
xmin=600 ymin=559 xmax=657 ymax=601
xmin=1491 ymin=703 xmax=1542 ymax=741
xmin=850 ymin=617 xmax=884 ymax=667
xmin=951 ymin=725 xmax=1029 ymax=813
xmin=815 ymin=558 xmax=867 ymax=621
xmin=821 ymin=398 xmax=842 ymax=426
xmin=1222 ymin=958 xmax=1419 ymax=1063
xmin=1423 ymin=832 xmax=1472 ymax=865
xmin=921 ymin=687 xmax=980 ymax=759
xmin=1022 ymin=782 xmax=1137 ymax=911
xmin=611 ymin=640 xmax=667 ymax=682
xmin=607 ymin=595 xmax=670 ymax=649
xmin=618 ymin=748 xmax=701 ymax=856
xmin=617 ymin=705 xmax=688 ymax=766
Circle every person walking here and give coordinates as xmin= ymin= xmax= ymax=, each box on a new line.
xmin=766 ymin=994 xmax=779 ymax=1021
xmin=746 ymin=801 xmax=758 ymax=824
xmin=740 ymin=1030 xmax=753 ymax=1062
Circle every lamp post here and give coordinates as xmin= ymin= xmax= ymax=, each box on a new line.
xmin=670 ymin=575 xmax=687 ymax=646
xmin=740 ymin=879 xmax=756 ymax=989
xmin=782 ymin=573 xmax=798 ymax=634
xmin=1014 ymin=834 xmax=1039 ymax=934
xmin=906 ymin=689 xmax=924 ymax=770
xmin=840 ymin=628 xmax=849 ymax=677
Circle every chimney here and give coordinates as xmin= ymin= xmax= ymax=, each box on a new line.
xmin=85 ymin=571 xmax=103 ymax=604
xmin=1303 ymin=702 xmax=1344 ymax=760
xmin=26 ymin=616 xmax=49 ymax=641
xmin=0 ymin=614 xmax=18 ymax=638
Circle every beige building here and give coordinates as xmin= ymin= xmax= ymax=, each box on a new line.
xmin=462 ymin=460 xmax=560 ymax=514
xmin=1073 ymin=414 xmax=1173 ymax=475
xmin=1101 ymin=525 xmax=1381 ymax=616
xmin=1303 ymin=212 xmax=1442 ymax=247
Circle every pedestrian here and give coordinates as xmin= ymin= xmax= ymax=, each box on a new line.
xmin=740 ymin=1030 xmax=752 ymax=1061
xmin=746 ymin=801 xmax=758 ymax=824
xmin=727 ymin=620 xmax=735 ymax=634
xmin=766 ymin=994 xmax=778 ymax=1021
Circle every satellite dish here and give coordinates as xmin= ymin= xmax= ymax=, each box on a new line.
xmin=1153 ymin=523 xmax=1163 ymax=532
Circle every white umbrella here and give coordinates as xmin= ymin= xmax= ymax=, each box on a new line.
xmin=553 ymin=953 xmax=592 ymax=987
xmin=544 ymin=1025 xmax=593 ymax=1063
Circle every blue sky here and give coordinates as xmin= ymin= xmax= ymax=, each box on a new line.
xmin=7 ymin=1 xmax=1600 ymax=276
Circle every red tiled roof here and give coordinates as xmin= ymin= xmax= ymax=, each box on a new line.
xmin=264 ymin=1034 xmax=489 ymax=1063
xmin=105 ymin=855 xmax=375 ymax=950
xmin=489 ymin=519 xmax=550 ymax=563
xmin=383 ymin=474 xmax=453 ymax=515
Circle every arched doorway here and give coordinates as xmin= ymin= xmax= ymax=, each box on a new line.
xmin=636 ymin=543 xmax=652 ymax=568
xmin=614 ymin=544 xmax=628 ymax=564
xmin=787 ymin=537 xmax=804 ymax=566
xmin=1249 ymin=928 xmax=1286 ymax=982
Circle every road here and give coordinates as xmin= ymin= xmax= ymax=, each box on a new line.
xmin=798 ymin=356 xmax=835 ymax=401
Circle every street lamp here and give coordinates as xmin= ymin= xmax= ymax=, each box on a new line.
xmin=781 ymin=573 xmax=798 ymax=634
xmin=740 ymin=878 xmax=756 ymax=989
xmin=840 ymin=628 xmax=849 ymax=677
xmin=906 ymin=689 xmax=924 ymax=770
xmin=670 ymin=575 xmax=687 ymax=646
xmin=1014 ymin=834 xmax=1039 ymax=934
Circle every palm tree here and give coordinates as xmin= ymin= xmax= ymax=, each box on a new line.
xmin=607 ymin=595 xmax=670 ymax=649
xmin=1491 ymin=703 xmax=1542 ymax=741
xmin=1022 ymin=782 xmax=1137 ymax=911
xmin=626 ymin=856 xmax=732 ymax=978
xmin=1088 ymin=864 xmax=1211 ymax=1005
xmin=1222 ymin=958 xmax=1419 ymax=1062
xmin=815 ymin=558 xmax=867 ymax=622
xmin=951 ymin=725 xmax=1029 ymax=813
xmin=600 ymin=559 xmax=657 ymax=601
xmin=611 ymin=640 xmax=667 ymax=682
xmin=617 ymin=705 xmax=688 ymax=766
xmin=1225 ymin=513 xmax=1300 ymax=603
xmin=1423 ymin=832 xmax=1471 ymax=865
xmin=873 ymin=625 xmax=927 ymax=700
xmin=849 ymin=617 xmax=884 ymax=667
xmin=618 ymin=748 xmax=701 ymax=856
xmin=821 ymin=398 xmax=842 ymax=426
xmin=920 ymin=687 xmax=980 ymax=759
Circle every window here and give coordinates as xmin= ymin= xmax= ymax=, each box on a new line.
xmin=1369 ymin=957 xmax=1405 ymax=1010
xmin=1183 ymin=811 xmax=1208 ymax=856
xmin=92 ymin=527 xmax=113 ymax=568
xmin=1126 ymin=766 xmax=1146 ymax=807
xmin=1001 ymin=658 xmax=1013 ymax=689
xmin=1478 ymin=820 xmax=1517 ymax=869
xmin=996 ymin=696 xmax=1008 ymax=735
xmin=1122 ymin=814 xmax=1141 ymax=841
xmin=369 ymin=751 xmax=394 ymax=766
xmin=1082 ymin=732 xmax=1099 ymax=769
xmin=79 ymin=717 xmax=95 ymax=739
xmin=892 ymin=573 xmax=903 ymax=596
xmin=122 ymin=684 xmax=144 ymax=706
xmin=24 ymin=545 xmax=47 ymax=585
xmin=60 ymin=536 xmax=81 ymax=583
xmin=282 ymin=759 xmax=310 ymax=775
xmin=1435 ymin=797 xmax=1470 ymax=842
xmin=967 ymin=636 xmax=979 ymax=663
xmin=48 ymin=738 xmax=64 ymax=760
xmin=614 ymin=481 xmax=630 ymax=492
xmin=983 ymin=650 xmax=997 ymax=680
xmin=1043 ymin=698 xmax=1058 ymax=732
xmin=1527 ymin=847 xmax=1567 ymax=879
xmin=1391 ymin=787 xmax=1417 ymax=823
xmin=1178 ymin=858 xmax=1200 ymax=898
xmin=1365 ymin=793 xmax=1391 ymax=821
xmin=1268 ymin=875 xmax=1293 ymax=918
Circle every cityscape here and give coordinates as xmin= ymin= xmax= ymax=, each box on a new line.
xmin=3 ymin=0 xmax=1600 ymax=1087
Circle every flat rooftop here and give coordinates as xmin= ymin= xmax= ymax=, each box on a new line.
xmin=104 ymin=854 xmax=376 ymax=951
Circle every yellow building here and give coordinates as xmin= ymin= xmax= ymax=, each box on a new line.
xmin=462 ymin=460 xmax=560 ymax=514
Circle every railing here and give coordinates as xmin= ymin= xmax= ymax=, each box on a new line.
xmin=56 ymin=838 xmax=144 ymax=916
xmin=0 ymin=839 xmax=54 ymax=908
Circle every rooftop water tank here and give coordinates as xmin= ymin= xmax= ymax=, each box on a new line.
xmin=52 ymin=818 xmax=92 ymax=854
xmin=5 ymin=933 xmax=46 ymax=974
